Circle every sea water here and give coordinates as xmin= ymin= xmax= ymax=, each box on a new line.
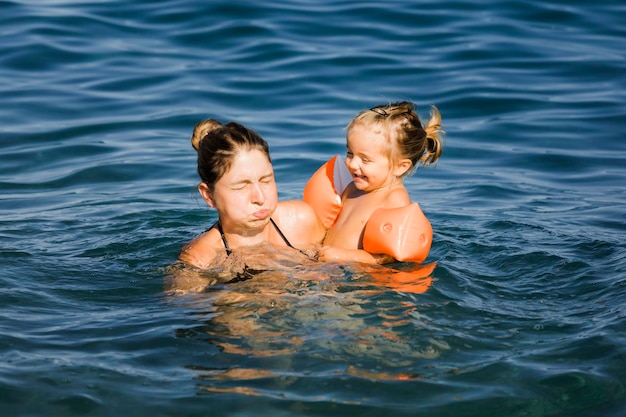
xmin=1 ymin=0 xmax=625 ymax=416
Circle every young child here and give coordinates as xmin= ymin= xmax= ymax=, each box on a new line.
xmin=318 ymin=101 xmax=444 ymax=264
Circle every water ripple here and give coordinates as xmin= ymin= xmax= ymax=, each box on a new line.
xmin=1 ymin=0 xmax=626 ymax=415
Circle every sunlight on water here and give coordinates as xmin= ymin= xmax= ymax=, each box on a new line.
xmin=0 ymin=0 xmax=625 ymax=416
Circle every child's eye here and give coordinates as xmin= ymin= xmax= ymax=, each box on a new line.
xmin=346 ymin=151 xmax=353 ymax=157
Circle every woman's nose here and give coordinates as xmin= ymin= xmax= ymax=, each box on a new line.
xmin=250 ymin=183 xmax=265 ymax=203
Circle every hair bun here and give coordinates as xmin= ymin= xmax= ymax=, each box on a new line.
xmin=191 ymin=119 xmax=223 ymax=151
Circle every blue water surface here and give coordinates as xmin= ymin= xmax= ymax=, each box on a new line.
xmin=1 ymin=0 xmax=625 ymax=416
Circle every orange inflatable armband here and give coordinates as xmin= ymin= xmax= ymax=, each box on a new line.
xmin=304 ymin=156 xmax=433 ymax=263
xmin=303 ymin=155 xmax=352 ymax=229
xmin=363 ymin=204 xmax=432 ymax=263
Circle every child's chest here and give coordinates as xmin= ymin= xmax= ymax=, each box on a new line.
xmin=339 ymin=191 xmax=388 ymax=226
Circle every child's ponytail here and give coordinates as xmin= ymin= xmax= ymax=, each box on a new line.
xmin=420 ymin=105 xmax=444 ymax=166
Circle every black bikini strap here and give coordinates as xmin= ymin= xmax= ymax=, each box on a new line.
xmin=210 ymin=220 xmax=232 ymax=256
xmin=270 ymin=218 xmax=294 ymax=248
xmin=210 ymin=218 xmax=312 ymax=260
xmin=270 ymin=218 xmax=314 ymax=259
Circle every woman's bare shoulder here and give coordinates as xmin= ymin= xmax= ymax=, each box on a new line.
xmin=178 ymin=228 xmax=221 ymax=269
xmin=276 ymin=200 xmax=327 ymax=223
xmin=275 ymin=200 xmax=325 ymax=244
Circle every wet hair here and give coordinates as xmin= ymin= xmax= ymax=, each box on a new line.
xmin=347 ymin=101 xmax=444 ymax=177
xmin=191 ymin=119 xmax=271 ymax=190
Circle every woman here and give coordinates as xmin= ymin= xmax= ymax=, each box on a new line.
xmin=179 ymin=119 xmax=326 ymax=270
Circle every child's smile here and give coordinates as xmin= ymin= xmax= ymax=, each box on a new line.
xmin=345 ymin=123 xmax=394 ymax=192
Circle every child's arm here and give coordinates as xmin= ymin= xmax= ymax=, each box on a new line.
xmin=317 ymin=246 xmax=395 ymax=265
xmin=319 ymin=202 xmax=432 ymax=265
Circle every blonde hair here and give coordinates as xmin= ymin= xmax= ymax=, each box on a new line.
xmin=191 ymin=119 xmax=223 ymax=151
xmin=347 ymin=101 xmax=444 ymax=177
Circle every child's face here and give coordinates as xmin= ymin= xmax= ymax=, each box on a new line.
xmin=345 ymin=123 xmax=397 ymax=192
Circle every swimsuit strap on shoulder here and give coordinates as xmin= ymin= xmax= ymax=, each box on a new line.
xmin=210 ymin=220 xmax=232 ymax=256
xmin=211 ymin=218 xmax=313 ymax=260
xmin=270 ymin=218 xmax=315 ymax=259
xmin=270 ymin=218 xmax=295 ymax=248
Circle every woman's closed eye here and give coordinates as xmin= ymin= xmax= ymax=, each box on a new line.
xmin=230 ymin=176 xmax=274 ymax=190
xmin=230 ymin=182 xmax=250 ymax=191
xmin=260 ymin=175 xmax=275 ymax=184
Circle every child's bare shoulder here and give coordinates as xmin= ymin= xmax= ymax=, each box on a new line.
xmin=383 ymin=186 xmax=411 ymax=208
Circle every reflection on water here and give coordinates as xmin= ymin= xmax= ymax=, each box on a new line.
xmin=2 ymin=0 xmax=625 ymax=414
xmin=167 ymin=245 xmax=442 ymax=394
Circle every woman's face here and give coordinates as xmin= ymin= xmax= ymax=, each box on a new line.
xmin=201 ymin=148 xmax=278 ymax=233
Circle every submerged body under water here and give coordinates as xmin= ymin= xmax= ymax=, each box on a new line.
xmin=166 ymin=246 xmax=448 ymax=392
xmin=162 ymin=241 xmax=625 ymax=416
